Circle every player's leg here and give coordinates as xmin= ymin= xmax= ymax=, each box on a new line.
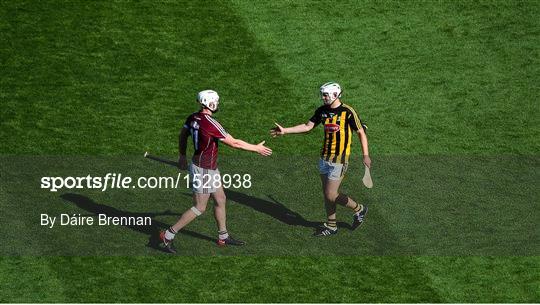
xmin=171 ymin=192 xmax=210 ymax=232
xmin=212 ymin=186 xmax=245 ymax=246
xmin=160 ymin=192 xmax=210 ymax=251
xmin=334 ymin=186 xmax=365 ymax=219
xmin=314 ymin=174 xmax=341 ymax=236
xmin=212 ymin=185 xmax=227 ymax=234
xmin=321 ymin=174 xmax=336 ymax=216
xmin=325 ymin=162 xmax=367 ymax=230
xmin=318 ymin=161 xmax=368 ymax=234
xmin=315 ymin=159 xmax=339 ymax=236
xmin=323 ymin=175 xmax=342 ymax=231
xmin=321 ymin=174 xmax=338 ymax=229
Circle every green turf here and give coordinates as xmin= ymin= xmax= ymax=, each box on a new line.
xmin=1 ymin=0 xmax=539 ymax=303
xmin=1 ymin=256 xmax=538 ymax=303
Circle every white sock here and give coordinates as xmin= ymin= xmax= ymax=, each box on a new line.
xmin=165 ymin=228 xmax=176 ymax=240
xmin=218 ymin=230 xmax=229 ymax=240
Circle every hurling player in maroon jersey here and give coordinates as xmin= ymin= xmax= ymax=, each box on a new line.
xmin=160 ymin=90 xmax=272 ymax=253
xmin=271 ymin=82 xmax=370 ymax=237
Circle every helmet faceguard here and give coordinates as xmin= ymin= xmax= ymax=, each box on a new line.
xmin=320 ymin=82 xmax=342 ymax=105
xmin=197 ymin=90 xmax=220 ymax=113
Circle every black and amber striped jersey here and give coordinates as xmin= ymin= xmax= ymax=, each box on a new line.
xmin=309 ymin=103 xmax=364 ymax=164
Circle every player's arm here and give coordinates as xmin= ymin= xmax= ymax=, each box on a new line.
xmin=347 ymin=107 xmax=371 ymax=168
xmin=221 ymin=134 xmax=272 ymax=156
xmin=356 ymin=126 xmax=371 ymax=168
xmin=270 ymin=121 xmax=314 ymax=137
xmin=178 ymin=127 xmax=189 ymax=169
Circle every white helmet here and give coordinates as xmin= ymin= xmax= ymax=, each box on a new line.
xmin=320 ymin=82 xmax=342 ymax=105
xmin=197 ymin=90 xmax=219 ymax=112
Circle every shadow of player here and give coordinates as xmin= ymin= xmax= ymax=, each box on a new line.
xmin=60 ymin=193 xmax=214 ymax=253
xmin=227 ymin=191 xmax=351 ymax=230
xmin=180 ymin=190 xmax=351 ymax=230
xmin=145 ymin=155 xmax=352 ymax=231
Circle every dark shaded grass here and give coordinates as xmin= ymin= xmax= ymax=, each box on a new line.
xmin=1 ymin=1 xmax=293 ymax=155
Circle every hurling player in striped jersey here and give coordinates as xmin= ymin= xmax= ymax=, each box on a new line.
xmin=271 ymin=82 xmax=370 ymax=236
xmin=159 ymin=90 xmax=272 ymax=253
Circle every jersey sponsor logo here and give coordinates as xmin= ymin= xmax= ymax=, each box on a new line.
xmin=324 ymin=123 xmax=340 ymax=133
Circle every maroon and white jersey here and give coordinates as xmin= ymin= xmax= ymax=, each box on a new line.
xmin=183 ymin=111 xmax=228 ymax=170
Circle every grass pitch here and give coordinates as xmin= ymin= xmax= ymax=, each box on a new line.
xmin=1 ymin=0 xmax=539 ymax=303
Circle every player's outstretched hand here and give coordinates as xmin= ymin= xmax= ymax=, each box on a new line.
xmin=256 ymin=140 xmax=272 ymax=156
xmin=178 ymin=155 xmax=188 ymax=170
xmin=270 ymin=122 xmax=285 ymax=137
